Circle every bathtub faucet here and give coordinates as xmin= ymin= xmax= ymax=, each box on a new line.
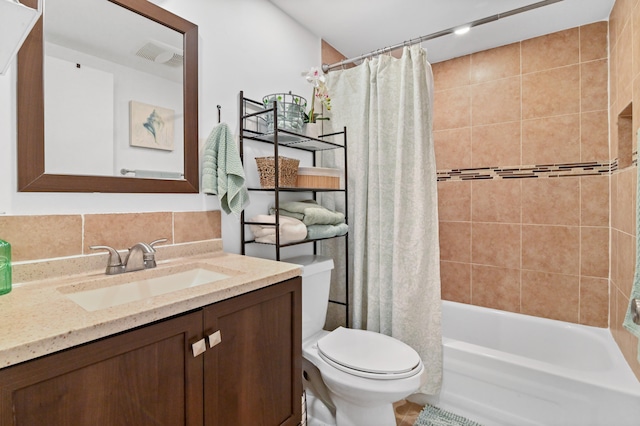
xmin=632 ymin=298 xmax=640 ymax=325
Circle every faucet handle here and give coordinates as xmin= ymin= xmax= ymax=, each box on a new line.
xmin=149 ymin=238 xmax=168 ymax=250
xmin=90 ymin=245 xmax=125 ymax=275
xmin=141 ymin=238 xmax=167 ymax=269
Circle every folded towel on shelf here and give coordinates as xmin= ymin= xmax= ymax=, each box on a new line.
xmin=248 ymin=214 xmax=307 ymax=244
xmin=202 ymin=122 xmax=249 ymax=216
xmin=269 ymin=199 xmax=345 ymax=226
xmin=306 ymin=223 xmax=349 ymax=240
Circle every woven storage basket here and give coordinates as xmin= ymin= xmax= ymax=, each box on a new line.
xmin=255 ymin=157 xmax=300 ymax=188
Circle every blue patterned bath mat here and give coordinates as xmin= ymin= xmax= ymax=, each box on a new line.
xmin=414 ymin=404 xmax=484 ymax=426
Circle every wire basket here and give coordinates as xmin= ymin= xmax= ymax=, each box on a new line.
xmin=255 ymin=156 xmax=300 ymax=188
xmin=262 ymin=92 xmax=307 ymax=132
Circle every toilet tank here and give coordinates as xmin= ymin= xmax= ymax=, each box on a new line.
xmin=284 ymin=255 xmax=334 ymax=340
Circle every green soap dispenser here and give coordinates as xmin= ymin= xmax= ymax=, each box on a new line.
xmin=0 ymin=240 xmax=11 ymax=295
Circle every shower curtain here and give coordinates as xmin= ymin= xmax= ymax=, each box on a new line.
xmin=321 ymin=45 xmax=442 ymax=394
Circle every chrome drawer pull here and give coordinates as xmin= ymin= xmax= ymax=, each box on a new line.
xmin=208 ymin=330 xmax=222 ymax=348
xmin=192 ymin=338 xmax=207 ymax=357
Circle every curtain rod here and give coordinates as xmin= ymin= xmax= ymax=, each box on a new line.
xmin=322 ymin=0 xmax=563 ymax=72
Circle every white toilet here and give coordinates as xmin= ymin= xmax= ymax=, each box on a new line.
xmin=285 ymin=255 xmax=426 ymax=426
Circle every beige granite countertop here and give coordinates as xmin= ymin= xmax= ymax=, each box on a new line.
xmin=0 ymin=248 xmax=301 ymax=369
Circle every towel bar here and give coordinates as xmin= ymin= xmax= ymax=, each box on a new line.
xmin=120 ymin=168 xmax=183 ymax=179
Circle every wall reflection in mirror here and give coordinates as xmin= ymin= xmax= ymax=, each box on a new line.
xmin=43 ymin=0 xmax=184 ymax=179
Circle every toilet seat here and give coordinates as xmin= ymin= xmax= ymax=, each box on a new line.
xmin=316 ymin=327 xmax=422 ymax=380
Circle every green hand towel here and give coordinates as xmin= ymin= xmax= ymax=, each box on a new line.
xmin=306 ymin=223 xmax=348 ymax=240
xmin=202 ymin=123 xmax=249 ymax=215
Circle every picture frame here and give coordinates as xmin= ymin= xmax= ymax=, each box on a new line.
xmin=129 ymin=100 xmax=175 ymax=151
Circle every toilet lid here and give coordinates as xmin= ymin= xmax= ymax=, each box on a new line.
xmin=316 ymin=327 xmax=422 ymax=380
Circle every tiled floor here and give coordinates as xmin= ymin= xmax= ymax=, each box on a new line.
xmin=393 ymin=400 xmax=423 ymax=426
xmin=302 ymin=397 xmax=423 ymax=425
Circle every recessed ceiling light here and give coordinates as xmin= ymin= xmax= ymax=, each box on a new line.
xmin=454 ymin=25 xmax=471 ymax=35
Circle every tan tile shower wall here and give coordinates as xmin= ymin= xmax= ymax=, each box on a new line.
xmin=0 ymin=210 xmax=221 ymax=263
xmin=609 ymin=0 xmax=640 ymax=379
xmin=433 ymin=22 xmax=610 ymax=328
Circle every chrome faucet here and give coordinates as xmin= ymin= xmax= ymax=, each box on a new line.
xmin=123 ymin=242 xmax=154 ymax=272
xmin=91 ymin=238 xmax=167 ymax=275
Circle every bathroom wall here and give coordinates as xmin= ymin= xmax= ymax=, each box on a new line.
xmin=609 ymin=0 xmax=640 ymax=379
xmin=0 ymin=211 xmax=221 ymax=263
xmin=323 ymin=10 xmax=640 ymax=380
xmin=0 ymin=0 xmax=322 ymax=265
xmin=320 ymin=24 xmax=612 ymax=328
xmin=433 ymin=22 xmax=610 ymax=328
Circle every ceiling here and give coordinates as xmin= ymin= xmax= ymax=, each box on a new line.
xmin=268 ymin=0 xmax=615 ymax=65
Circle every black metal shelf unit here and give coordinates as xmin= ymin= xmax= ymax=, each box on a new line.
xmin=238 ymin=91 xmax=349 ymax=325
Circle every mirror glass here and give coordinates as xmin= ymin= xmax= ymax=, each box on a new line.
xmin=44 ymin=0 xmax=184 ymax=178
xmin=17 ymin=0 xmax=199 ymax=193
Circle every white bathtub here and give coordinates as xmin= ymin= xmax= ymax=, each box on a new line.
xmin=425 ymin=301 xmax=640 ymax=426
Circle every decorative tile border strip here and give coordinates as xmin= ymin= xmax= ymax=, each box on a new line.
xmin=437 ymin=160 xmax=618 ymax=182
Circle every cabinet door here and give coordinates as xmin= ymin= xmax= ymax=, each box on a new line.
xmin=0 ymin=311 xmax=204 ymax=426
xmin=203 ymin=278 xmax=302 ymax=426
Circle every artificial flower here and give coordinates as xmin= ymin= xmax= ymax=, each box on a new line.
xmin=305 ymin=67 xmax=331 ymax=122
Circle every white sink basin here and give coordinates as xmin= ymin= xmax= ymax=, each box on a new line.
xmin=65 ymin=268 xmax=230 ymax=312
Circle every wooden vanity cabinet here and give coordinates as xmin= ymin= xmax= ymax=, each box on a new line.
xmin=0 ymin=277 xmax=301 ymax=426
xmin=203 ymin=277 xmax=302 ymax=426
xmin=0 ymin=310 xmax=204 ymax=425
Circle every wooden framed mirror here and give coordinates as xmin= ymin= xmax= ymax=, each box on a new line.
xmin=17 ymin=0 xmax=199 ymax=193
